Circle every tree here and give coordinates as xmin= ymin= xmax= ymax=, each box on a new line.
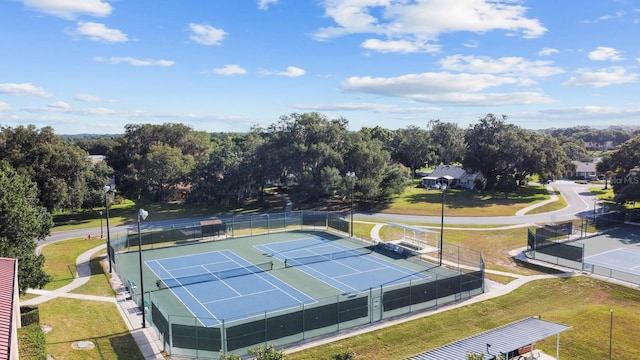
xmin=247 ymin=344 xmax=285 ymax=360
xmin=464 ymin=114 xmax=570 ymax=193
xmin=598 ymin=135 xmax=640 ymax=204
xmin=111 ymin=123 xmax=210 ymax=199
xmin=0 ymin=161 xmax=53 ymax=293
xmin=140 ymin=143 xmax=196 ymax=202
xmin=428 ymin=119 xmax=465 ymax=165
xmin=0 ymin=125 xmax=95 ymax=211
xmin=392 ymin=125 xmax=434 ymax=177
xmin=262 ymin=113 xmax=350 ymax=203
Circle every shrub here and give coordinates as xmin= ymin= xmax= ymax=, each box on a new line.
xmin=18 ymin=323 xmax=47 ymax=360
xmin=20 ymin=306 xmax=40 ymax=326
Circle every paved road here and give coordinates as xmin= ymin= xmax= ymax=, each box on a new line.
xmin=41 ymin=180 xmax=600 ymax=247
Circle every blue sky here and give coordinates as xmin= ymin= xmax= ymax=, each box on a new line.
xmin=1 ymin=0 xmax=639 ymax=134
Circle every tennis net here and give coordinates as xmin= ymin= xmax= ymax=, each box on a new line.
xmin=156 ymin=261 xmax=273 ymax=289
xmin=284 ymin=246 xmax=373 ymax=268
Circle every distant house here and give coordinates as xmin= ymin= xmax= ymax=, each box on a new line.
xmin=421 ymin=165 xmax=481 ymax=190
xmin=0 ymin=257 xmax=20 ymax=360
xmin=572 ymin=161 xmax=597 ymax=180
xmin=584 ymin=141 xmax=615 ymax=151
xmin=87 ymin=154 xmax=107 ymax=165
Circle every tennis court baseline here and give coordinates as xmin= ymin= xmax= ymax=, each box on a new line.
xmin=146 ymin=249 xmax=315 ymax=327
xmin=583 ymin=247 xmax=640 ymax=275
xmin=256 ymin=237 xmax=431 ymax=294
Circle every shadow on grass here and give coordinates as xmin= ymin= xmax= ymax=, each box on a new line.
xmin=513 ymin=259 xmax=566 ymax=275
xmin=403 ymin=187 xmax=551 ymax=209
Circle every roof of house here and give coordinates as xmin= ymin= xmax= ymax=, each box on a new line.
xmin=573 ymin=161 xmax=597 ymax=173
xmin=404 ymin=317 xmax=571 ymax=360
xmin=428 ymin=165 xmax=468 ymax=179
xmin=0 ymin=258 xmax=17 ymax=360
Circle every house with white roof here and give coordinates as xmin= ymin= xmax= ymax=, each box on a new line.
xmin=421 ymin=165 xmax=481 ymax=190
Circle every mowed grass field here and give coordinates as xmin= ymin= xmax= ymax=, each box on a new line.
xmin=287 ymin=276 xmax=640 ymax=360
xmin=383 ymin=183 xmax=552 ymax=216
xmin=22 ymin=239 xmax=143 ymax=360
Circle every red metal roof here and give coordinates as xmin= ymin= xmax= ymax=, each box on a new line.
xmin=0 ymin=258 xmax=17 ymax=360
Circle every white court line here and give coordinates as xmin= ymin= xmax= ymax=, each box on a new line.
xmin=202 ymin=288 xmax=281 ymax=306
xmin=219 ymin=250 xmax=315 ymax=304
xmin=152 ymin=259 xmax=220 ymax=324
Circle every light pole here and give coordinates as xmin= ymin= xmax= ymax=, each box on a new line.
xmin=346 ymin=171 xmax=356 ymax=237
xmin=99 ymin=210 xmax=103 ymax=238
xmin=138 ymin=208 xmax=149 ymax=328
xmin=609 ymin=308 xmax=613 ymax=360
xmin=439 ymin=183 xmax=448 ymax=266
xmin=593 ymin=198 xmax=598 ymax=222
xmin=103 ymin=185 xmax=112 ymax=273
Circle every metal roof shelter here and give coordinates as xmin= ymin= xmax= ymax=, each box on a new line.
xmin=405 ymin=317 xmax=571 ymax=360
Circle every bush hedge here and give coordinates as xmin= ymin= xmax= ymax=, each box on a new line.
xmin=20 ymin=306 xmax=40 ymax=326
xmin=18 ymin=323 xmax=47 ymax=360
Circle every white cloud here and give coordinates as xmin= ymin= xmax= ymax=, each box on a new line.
xmin=23 ymin=103 xmax=115 ymax=116
xmin=188 ymin=23 xmax=227 ymax=46
xmin=211 ymin=64 xmax=248 ymax=76
xmin=341 ymin=71 xmax=555 ymax=105
xmin=94 ymin=57 xmax=175 ymax=67
xmin=0 ymin=83 xmax=52 ymax=97
xmin=22 ymin=0 xmax=112 ymax=20
xmin=588 ymin=46 xmax=623 ymax=61
xmin=0 ymin=102 xmax=11 ymax=111
xmin=74 ymin=94 xmax=103 ymax=102
xmin=48 ymin=101 xmax=70 ymax=109
xmin=563 ymin=66 xmax=638 ymax=87
xmin=536 ymin=105 xmax=640 ymax=122
xmin=293 ymin=102 xmax=440 ymax=114
xmin=276 ymin=66 xmax=306 ymax=77
xmin=538 ymin=48 xmax=559 ymax=56
xmin=313 ymin=0 xmax=547 ymax=53
xmin=439 ymin=55 xmax=564 ymax=78
xmin=464 ymin=40 xmax=480 ymax=48
xmin=74 ymin=22 xmax=128 ymax=43
xmin=361 ymin=38 xmax=441 ymax=53
xmin=258 ymin=0 xmax=278 ymax=10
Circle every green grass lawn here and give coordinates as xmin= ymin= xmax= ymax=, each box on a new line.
xmin=287 ymin=277 xmax=640 ymax=360
xmin=523 ymin=188 xmax=568 ymax=215
xmin=24 ymin=238 xmax=142 ymax=360
xmin=382 ymin=184 xmax=551 ymax=217
xmin=39 ymin=298 xmax=144 ymax=360
xmin=41 ymin=237 xmax=107 ymax=290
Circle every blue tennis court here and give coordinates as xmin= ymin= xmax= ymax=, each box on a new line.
xmin=146 ymin=250 xmax=315 ymax=327
xmin=583 ymin=248 xmax=640 ymax=275
xmin=255 ymin=237 xmax=431 ymax=294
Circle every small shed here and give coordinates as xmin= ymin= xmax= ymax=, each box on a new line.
xmin=404 ymin=317 xmax=571 ymax=360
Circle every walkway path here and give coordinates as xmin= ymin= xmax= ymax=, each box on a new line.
xmin=23 ymin=245 xmax=165 ymax=360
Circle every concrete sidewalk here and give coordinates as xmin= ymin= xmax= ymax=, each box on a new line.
xmin=24 ymin=244 xmax=166 ymax=360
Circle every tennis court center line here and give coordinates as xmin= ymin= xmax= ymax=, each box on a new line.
xmin=217 ymin=249 xmax=316 ymax=305
xmin=149 ymin=258 xmax=220 ymax=323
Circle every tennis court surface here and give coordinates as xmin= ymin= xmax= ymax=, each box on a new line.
xmin=583 ymin=247 xmax=640 ymax=275
xmin=255 ymin=236 xmax=431 ymax=294
xmin=146 ymin=249 xmax=315 ymax=326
